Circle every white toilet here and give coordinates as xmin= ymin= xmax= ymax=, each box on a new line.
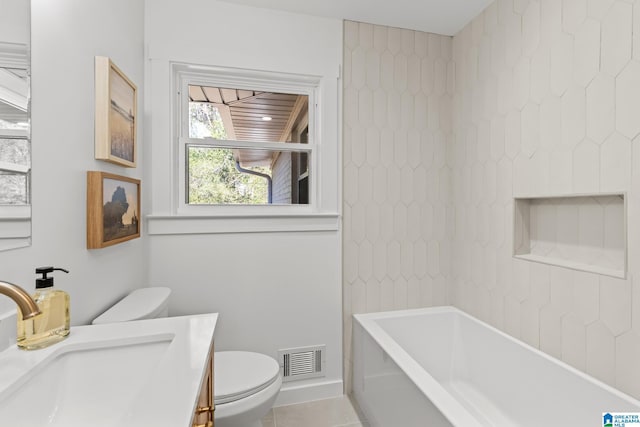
xmin=92 ymin=287 xmax=282 ymax=427
xmin=92 ymin=287 xmax=172 ymax=324
xmin=214 ymin=351 xmax=281 ymax=427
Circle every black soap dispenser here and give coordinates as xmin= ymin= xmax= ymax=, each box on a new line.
xmin=17 ymin=267 xmax=70 ymax=350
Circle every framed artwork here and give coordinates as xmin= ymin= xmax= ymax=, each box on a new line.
xmin=87 ymin=171 xmax=140 ymax=249
xmin=94 ymin=56 xmax=137 ymax=167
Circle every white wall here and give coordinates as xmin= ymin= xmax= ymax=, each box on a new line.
xmin=145 ymin=0 xmax=343 ymax=405
xmin=0 ymin=0 xmax=146 ymax=328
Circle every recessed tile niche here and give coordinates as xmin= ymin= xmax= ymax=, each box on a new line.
xmin=513 ymin=194 xmax=626 ymax=278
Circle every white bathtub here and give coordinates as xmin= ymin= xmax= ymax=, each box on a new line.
xmin=353 ymin=306 xmax=640 ymax=427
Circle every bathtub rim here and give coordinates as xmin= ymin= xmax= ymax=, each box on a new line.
xmin=353 ymin=305 xmax=640 ymax=425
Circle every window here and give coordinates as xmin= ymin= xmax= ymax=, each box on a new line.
xmin=175 ymin=65 xmax=318 ymax=213
xmin=0 ymin=64 xmax=29 ymax=206
xmin=0 ymin=43 xmax=31 ymax=250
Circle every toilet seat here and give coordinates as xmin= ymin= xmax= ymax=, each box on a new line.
xmin=214 ymin=351 xmax=280 ymax=405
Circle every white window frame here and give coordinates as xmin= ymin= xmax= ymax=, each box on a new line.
xmin=174 ymin=63 xmax=321 ymax=216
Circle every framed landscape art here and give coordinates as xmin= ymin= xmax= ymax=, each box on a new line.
xmin=94 ymin=56 xmax=137 ymax=167
xmin=87 ymin=171 xmax=140 ymax=249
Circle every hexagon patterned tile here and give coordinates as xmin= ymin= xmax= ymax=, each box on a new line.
xmin=343 ymin=0 xmax=640 ymax=400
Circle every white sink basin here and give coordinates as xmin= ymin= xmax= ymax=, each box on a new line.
xmin=0 ymin=337 xmax=171 ymax=425
xmin=0 ymin=314 xmax=218 ymax=427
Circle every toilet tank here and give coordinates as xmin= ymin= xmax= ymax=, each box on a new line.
xmin=92 ymin=287 xmax=171 ymax=325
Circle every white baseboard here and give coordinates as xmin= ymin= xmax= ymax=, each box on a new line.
xmin=274 ymin=379 xmax=343 ymax=407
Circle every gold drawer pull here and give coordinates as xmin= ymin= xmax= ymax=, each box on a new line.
xmin=195 ymin=405 xmax=215 ymax=413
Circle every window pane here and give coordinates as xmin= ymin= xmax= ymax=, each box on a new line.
xmin=0 ymin=138 xmax=30 ymax=167
xmin=0 ymin=173 xmax=28 ymax=204
xmin=0 ymin=138 xmax=29 ymax=205
xmin=188 ymin=85 xmax=308 ymax=143
xmin=189 ymin=103 xmax=227 ymax=139
xmin=187 ymin=146 xmax=310 ymax=205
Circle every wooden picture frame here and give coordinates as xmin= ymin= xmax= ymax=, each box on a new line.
xmin=87 ymin=171 xmax=140 ymax=249
xmin=94 ymin=56 xmax=137 ymax=167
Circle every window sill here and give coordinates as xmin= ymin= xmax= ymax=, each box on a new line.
xmin=146 ymin=212 xmax=340 ymax=235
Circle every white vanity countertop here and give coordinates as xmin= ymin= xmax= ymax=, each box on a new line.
xmin=0 ymin=313 xmax=218 ymax=427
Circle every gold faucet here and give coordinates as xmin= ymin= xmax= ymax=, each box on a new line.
xmin=0 ymin=281 xmax=40 ymax=319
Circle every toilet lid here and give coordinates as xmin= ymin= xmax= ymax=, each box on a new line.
xmin=214 ymin=351 xmax=280 ymax=405
xmin=92 ymin=287 xmax=171 ymax=324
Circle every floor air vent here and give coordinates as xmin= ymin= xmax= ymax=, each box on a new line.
xmin=278 ymin=345 xmax=325 ymax=382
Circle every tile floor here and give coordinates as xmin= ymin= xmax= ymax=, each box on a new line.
xmin=261 ymin=395 xmax=369 ymax=427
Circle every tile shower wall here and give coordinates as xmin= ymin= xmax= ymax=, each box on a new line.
xmin=451 ymin=0 xmax=640 ymax=399
xmin=342 ymin=21 xmax=454 ymax=391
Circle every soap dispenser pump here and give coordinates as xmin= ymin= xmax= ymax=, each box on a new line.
xmin=17 ymin=267 xmax=70 ymax=350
